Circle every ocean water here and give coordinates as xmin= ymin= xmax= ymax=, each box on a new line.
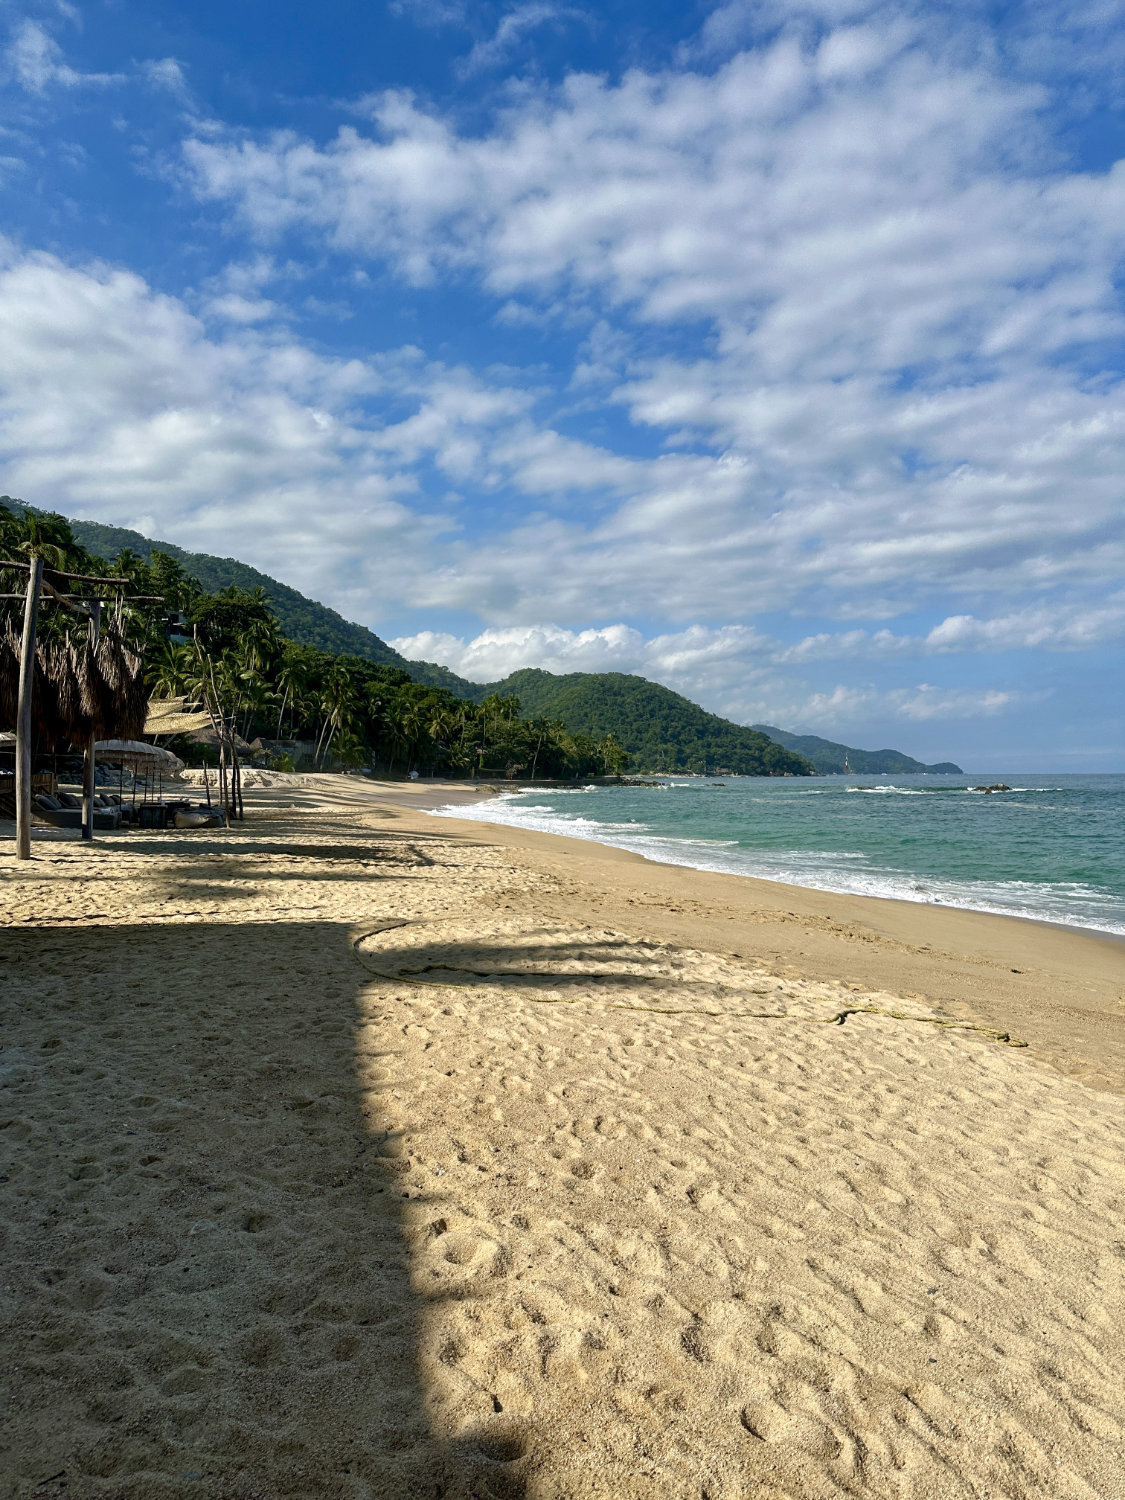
xmin=433 ymin=773 xmax=1125 ymax=937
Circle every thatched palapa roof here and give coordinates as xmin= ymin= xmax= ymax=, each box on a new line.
xmin=187 ymin=724 xmax=252 ymax=751
xmin=0 ymin=623 xmax=147 ymax=748
xmin=144 ymin=696 xmax=213 ymax=735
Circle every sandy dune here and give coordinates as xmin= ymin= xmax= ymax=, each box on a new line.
xmin=2 ymin=780 xmax=1123 ymax=1498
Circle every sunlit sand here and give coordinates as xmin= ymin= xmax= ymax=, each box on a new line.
xmin=3 ymin=776 xmax=1123 ymax=1498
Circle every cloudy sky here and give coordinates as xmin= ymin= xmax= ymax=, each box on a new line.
xmin=1 ymin=0 xmax=1123 ymax=768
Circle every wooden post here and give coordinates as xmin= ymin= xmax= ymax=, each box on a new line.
xmin=218 ymin=734 xmax=230 ymax=828
xmin=15 ymin=556 xmax=44 ymax=859
xmin=202 ymin=651 xmax=229 ymax=827
xmin=81 ymin=599 xmax=102 ymax=841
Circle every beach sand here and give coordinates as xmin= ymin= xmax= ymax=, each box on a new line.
xmin=2 ymin=776 xmax=1123 ymax=1498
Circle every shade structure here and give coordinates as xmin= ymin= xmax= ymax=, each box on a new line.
xmin=187 ymin=724 xmax=251 ymax=752
xmin=94 ymin=739 xmax=184 ymax=773
xmin=1 ymin=622 xmax=148 ymax=747
xmin=143 ymin=696 xmax=213 ymax=735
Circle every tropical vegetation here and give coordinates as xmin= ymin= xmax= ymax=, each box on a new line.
xmin=20 ymin=498 xmax=984 ymax=780
xmin=471 ymin=670 xmax=813 ymax=776
xmin=61 ymin=510 xmax=468 ymax=689
xmin=1 ymin=502 xmax=631 ymax=782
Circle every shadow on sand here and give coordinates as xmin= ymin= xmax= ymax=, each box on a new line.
xmin=1 ymin=915 xmax=527 ymax=1499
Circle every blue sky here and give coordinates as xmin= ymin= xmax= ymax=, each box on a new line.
xmin=1 ymin=0 xmax=1123 ymax=769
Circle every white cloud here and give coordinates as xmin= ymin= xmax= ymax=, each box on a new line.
xmin=0 ymin=247 xmax=451 ymax=609
xmin=389 ymin=619 xmax=1032 ymax=735
xmin=4 ymin=22 xmax=194 ymax=108
xmin=0 ymin=246 xmax=724 ymax=624
xmin=6 ymin=19 xmax=122 ymax=91
xmin=923 ymin=599 xmax=1125 ymax=652
xmin=141 ymin=57 xmax=191 ymax=101
xmin=783 ymin=597 xmax=1125 ymax=658
xmin=2 ymin=242 xmax=1121 ymax=672
xmin=799 ymin=683 xmax=1020 ymax=723
xmin=456 ymin=5 xmax=590 ymax=78
xmin=392 ymin=621 xmax=807 ymax=725
xmin=392 ymin=623 xmax=646 ymax=679
xmin=203 ymin=293 xmax=278 ymax=323
xmin=394 ymin=599 xmax=1125 ymax=691
xmin=176 ymin=16 xmax=1125 ymax=626
xmin=181 ymin=31 xmax=1116 ymax=353
xmin=696 ymin=0 xmax=882 ymax=56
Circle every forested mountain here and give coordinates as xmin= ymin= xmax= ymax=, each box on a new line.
xmin=751 ymin=725 xmax=962 ymax=775
xmin=0 ymin=502 xmax=631 ymax=785
xmin=3 ymin=498 xmax=957 ymax=776
xmin=52 ymin=511 xmax=474 ymax=695
xmin=474 ymin=670 xmax=813 ymax=776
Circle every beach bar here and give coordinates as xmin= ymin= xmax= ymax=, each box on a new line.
xmin=0 ymin=554 xmax=156 ymax=856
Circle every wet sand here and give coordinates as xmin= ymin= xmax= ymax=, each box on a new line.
xmin=2 ymin=776 xmax=1123 ymax=1498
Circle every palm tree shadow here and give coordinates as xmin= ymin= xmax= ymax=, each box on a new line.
xmin=2 ymin=919 xmax=526 ymax=1499
xmin=353 ymin=930 xmax=715 ymax=1003
xmin=99 ymin=834 xmax=440 ymax=865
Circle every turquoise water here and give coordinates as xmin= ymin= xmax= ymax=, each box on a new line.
xmin=435 ymin=774 xmax=1125 ymax=936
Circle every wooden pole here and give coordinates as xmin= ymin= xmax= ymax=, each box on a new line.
xmin=0 ymin=561 xmax=131 ymax=582
xmin=202 ymin=650 xmax=230 ymax=828
xmin=15 ymin=556 xmax=44 ymax=859
xmin=81 ymin=599 xmax=102 ymax=841
xmin=218 ymin=728 xmax=230 ymax=828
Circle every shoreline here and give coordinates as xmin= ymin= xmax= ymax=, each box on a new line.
xmin=400 ymin=792 xmax=1125 ymax=1098
xmin=423 ymin=781 xmax=1125 ymax=948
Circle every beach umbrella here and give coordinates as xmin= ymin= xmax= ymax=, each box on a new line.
xmin=94 ymin=739 xmax=185 ymax=773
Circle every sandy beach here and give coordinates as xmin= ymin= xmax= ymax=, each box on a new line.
xmin=2 ymin=775 xmax=1123 ymax=1499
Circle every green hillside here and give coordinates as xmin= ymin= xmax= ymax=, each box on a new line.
xmin=477 ymin=669 xmax=813 ymax=776
xmin=59 ymin=513 xmax=473 ymax=694
xmin=751 ymin=724 xmax=962 ymax=775
xmin=3 ymin=496 xmax=958 ymax=777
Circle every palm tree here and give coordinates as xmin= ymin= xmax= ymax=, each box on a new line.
xmin=315 ymin=659 xmax=361 ymax=768
xmin=598 ymin=732 xmax=629 ymax=776
xmin=151 ymin=642 xmax=198 ymax=699
xmin=274 ymin=654 xmax=309 ymax=739
xmin=526 ymin=716 xmax=553 ymax=780
xmin=6 ymin=510 xmax=81 ymax=572
xmin=426 ymin=706 xmax=457 ymax=774
xmin=1 ymin=511 xmax=80 ymax=635
xmin=235 ymin=661 xmax=273 ymax=742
